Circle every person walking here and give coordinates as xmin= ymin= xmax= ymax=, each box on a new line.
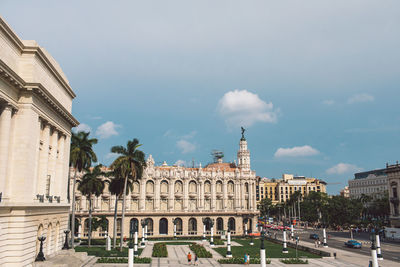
xmin=187 ymin=252 xmax=192 ymax=265
xmin=247 ymin=253 xmax=250 ymax=264
xmin=194 ymin=254 xmax=198 ymax=266
xmin=244 ymin=254 xmax=247 ymax=265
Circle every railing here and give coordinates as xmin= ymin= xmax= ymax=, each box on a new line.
xmin=188 ymin=231 xmax=197 ymax=235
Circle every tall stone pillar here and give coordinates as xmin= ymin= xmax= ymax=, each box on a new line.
xmin=47 ymin=128 xmax=58 ymax=196
xmin=253 ymin=182 xmax=257 ymax=211
xmin=249 ymin=181 xmax=253 ymax=209
xmin=37 ymin=121 xmax=51 ymax=196
xmin=211 ymin=180 xmax=216 ymax=210
xmin=240 ymin=181 xmax=245 ymax=209
xmin=199 ymin=181 xmax=204 ymax=209
xmin=139 ymin=180 xmax=145 ymax=210
xmin=168 ymin=179 xmax=174 ymax=210
xmin=55 ymin=134 xmax=65 ymax=198
xmin=223 ymin=180 xmax=228 ymax=210
xmin=183 ymin=179 xmax=189 ymax=211
xmin=235 ymin=182 xmax=240 ymax=210
xmin=155 ymin=179 xmax=160 ymax=211
xmin=0 ymin=105 xmax=12 ymax=200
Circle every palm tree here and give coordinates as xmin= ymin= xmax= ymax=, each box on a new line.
xmin=107 ymin=173 xmax=133 ymax=248
xmin=110 ymin=138 xmax=146 ymax=250
xmin=69 ymin=131 xmax=98 ymax=248
xmin=77 ymin=164 xmax=105 ymax=247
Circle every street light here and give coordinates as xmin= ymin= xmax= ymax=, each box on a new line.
xmin=35 ymin=236 xmax=46 ymax=262
xmin=282 ymin=223 xmax=288 ymax=254
xmin=62 ymin=230 xmax=70 ymax=250
xmin=226 ymin=230 xmax=232 ymax=258
xmin=370 ymin=231 xmax=379 ymax=267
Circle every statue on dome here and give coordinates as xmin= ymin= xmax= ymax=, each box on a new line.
xmin=241 ymin=127 xmax=246 ymax=140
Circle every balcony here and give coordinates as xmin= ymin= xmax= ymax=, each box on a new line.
xmin=160 ymin=191 xmax=169 ymax=198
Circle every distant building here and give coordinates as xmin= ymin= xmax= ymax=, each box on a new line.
xmin=256 ymin=174 xmax=327 ymax=204
xmin=340 ymin=186 xmax=350 ymax=198
xmin=386 ymin=162 xmax=400 ymax=228
xmin=348 ymin=168 xmax=388 ymax=199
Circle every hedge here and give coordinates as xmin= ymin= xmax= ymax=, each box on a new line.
xmin=97 ymin=257 xmax=151 ymax=263
xmin=74 ymin=246 xmax=142 ymax=257
xmin=218 ymin=258 xmax=269 ymax=264
xmin=280 ymin=258 xmax=309 ymax=264
xmin=152 ymin=243 xmax=168 ymax=257
xmin=189 ymin=244 xmax=212 ymax=258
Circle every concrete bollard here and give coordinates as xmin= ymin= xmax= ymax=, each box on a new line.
xmin=203 ymin=224 xmax=206 ymax=241
xmin=282 ymin=229 xmax=288 ymax=253
xmin=134 ymin=231 xmax=138 ymax=256
xmin=145 ymin=225 xmax=148 ymax=242
xmin=140 ymin=227 xmax=145 ymax=248
xmin=128 ymin=246 xmax=134 ymax=267
xmin=371 ymin=242 xmax=378 ymax=267
xmin=260 ymin=247 xmax=266 ymax=267
xmin=210 ymin=226 xmax=215 ymax=247
xmin=245 ymin=224 xmax=248 ymax=236
xmin=290 ymin=224 xmax=294 ymax=240
xmin=376 ymin=234 xmax=383 ymax=260
xmin=106 ymin=235 xmax=111 ymax=251
xmin=323 ymin=228 xmax=328 ymax=248
xmin=226 ymin=231 xmax=232 ymax=258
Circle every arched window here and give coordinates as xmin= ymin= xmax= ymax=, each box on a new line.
xmin=99 ymin=218 xmax=109 ymax=237
xmin=116 ymin=218 xmax=122 ymax=236
xmin=159 ymin=218 xmax=168 ymax=235
xmin=160 ymin=180 xmax=168 ymax=193
xmin=188 ymin=218 xmax=197 ymax=235
xmin=55 ymin=222 xmax=60 ymax=251
xmin=175 ymin=180 xmax=183 ymax=193
xmin=228 ymin=181 xmax=234 ymax=193
xmin=189 ymin=181 xmax=197 ymax=193
xmin=47 ymin=223 xmax=53 ymax=255
xmin=228 ymin=217 xmax=235 ymax=232
xmin=204 ymin=180 xmax=211 ymax=193
xmin=245 ymin=183 xmax=249 ymax=193
xmin=84 ymin=219 xmax=90 ymax=236
xmin=132 ymin=182 xmax=140 ymax=193
xmin=146 ymin=180 xmax=154 ymax=194
xmin=146 ymin=218 xmax=154 ymax=235
xmin=174 ymin=218 xmax=183 ymax=235
xmin=216 ymin=181 xmax=223 ymax=193
xmin=216 ymin=217 xmax=223 ymax=232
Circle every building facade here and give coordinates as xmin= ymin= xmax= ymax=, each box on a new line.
xmin=73 ymin=135 xmax=259 ymax=239
xmin=256 ymin=174 xmax=327 ymax=204
xmin=348 ymin=168 xmax=388 ymax=199
xmin=386 ymin=162 xmax=400 ymax=228
xmin=0 ymin=17 xmax=78 ymax=266
xmin=340 ymin=186 xmax=350 ymax=198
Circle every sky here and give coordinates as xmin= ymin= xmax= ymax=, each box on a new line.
xmin=2 ymin=0 xmax=400 ymax=194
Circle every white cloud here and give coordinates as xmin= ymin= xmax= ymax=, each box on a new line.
xmin=182 ymin=130 xmax=197 ymax=139
xmin=218 ymin=90 xmax=278 ymax=127
xmin=73 ymin=123 xmax=92 ymax=133
xmin=326 ymin=163 xmax=362 ymax=175
xmin=274 ymin=145 xmax=320 ymax=158
xmin=174 ymin=160 xmax=186 ymax=166
xmin=322 ymin=100 xmax=335 ymax=105
xmin=96 ymin=121 xmax=120 ymax=139
xmin=347 ymin=93 xmax=374 ymax=104
xmin=105 ymin=152 xmax=119 ymax=160
xmin=176 ymin=139 xmax=196 ymax=154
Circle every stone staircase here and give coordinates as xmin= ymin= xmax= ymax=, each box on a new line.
xmin=33 ymin=249 xmax=95 ymax=267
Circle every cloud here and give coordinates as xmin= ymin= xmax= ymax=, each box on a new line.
xmin=182 ymin=130 xmax=197 ymax=139
xmin=274 ymin=145 xmax=320 ymax=158
xmin=96 ymin=121 xmax=120 ymax=139
xmin=176 ymin=139 xmax=196 ymax=154
xmin=174 ymin=160 xmax=186 ymax=166
xmin=218 ymin=90 xmax=278 ymax=127
xmin=73 ymin=123 xmax=92 ymax=133
xmin=347 ymin=93 xmax=374 ymax=104
xmin=322 ymin=100 xmax=335 ymax=105
xmin=326 ymin=163 xmax=362 ymax=175
xmin=105 ymin=152 xmax=119 ymax=160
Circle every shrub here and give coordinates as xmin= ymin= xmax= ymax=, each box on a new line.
xmin=211 ymin=238 xmax=224 ymax=245
xmin=280 ymin=258 xmax=309 ymax=264
xmin=97 ymin=257 xmax=151 ymax=263
xmin=189 ymin=244 xmax=212 ymax=258
xmin=152 ymin=243 xmax=168 ymax=257
xmin=74 ymin=246 xmax=142 ymax=257
xmin=218 ymin=258 xmax=269 ymax=264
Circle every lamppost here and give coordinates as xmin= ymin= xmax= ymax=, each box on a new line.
xmin=202 ymin=218 xmax=207 ymax=241
xmin=290 ymin=223 xmax=294 ymax=241
xmin=210 ymin=218 xmax=215 ymax=247
xmin=35 ymin=236 xmax=46 ymax=262
xmin=282 ymin=223 xmax=288 ymax=254
xmin=226 ymin=229 xmax=232 ymax=258
xmin=372 ymin=219 xmax=383 ymax=261
xmin=370 ymin=231 xmax=379 ymax=267
xmin=260 ymin=230 xmax=266 ymax=267
xmin=62 ymin=230 xmax=70 ymax=250
xmin=128 ymin=226 xmax=134 ymax=267
xmin=140 ymin=219 xmax=146 ymax=248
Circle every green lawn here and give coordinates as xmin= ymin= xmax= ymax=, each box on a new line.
xmin=213 ymin=238 xmax=321 ymax=259
xmin=75 ymin=246 xmax=143 ymax=257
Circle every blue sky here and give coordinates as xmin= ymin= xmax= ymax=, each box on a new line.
xmin=2 ymin=0 xmax=400 ymax=194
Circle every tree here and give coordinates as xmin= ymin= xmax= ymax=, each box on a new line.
xmin=258 ymin=198 xmax=273 ymax=218
xmin=92 ymin=215 xmax=109 ymax=233
xmin=107 ymin=172 xmax=133 ymax=248
xmin=325 ymin=196 xmax=362 ymax=227
xmin=110 ymin=138 xmax=146 ymax=250
xmin=301 ymin=192 xmax=329 ymax=224
xmin=69 ymin=131 xmax=98 ymax=248
xmin=77 ymin=164 xmax=105 ymax=247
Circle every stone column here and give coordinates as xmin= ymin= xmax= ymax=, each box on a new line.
xmin=0 ymin=105 xmax=12 ymax=200
xmin=139 ymin=180 xmax=145 ymax=210
xmin=249 ymin=181 xmax=253 ymax=209
xmin=183 ymin=179 xmax=189 ymax=211
xmin=199 ymin=181 xmax=204 ymax=209
xmin=253 ymin=182 xmax=257 ymax=211
xmin=211 ymin=180 xmax=216 ymax=210
xmin=240 ymin=181 xmax=245 ymax=209
xmin=168 ymin=179 xmax=174 ymax=210
xmin=37 ymin=121 xmax=51 ymax=195
xmin=55 ymin=134 xmax=65 ymax=199
xmin=47 ymin=128 xmax=59 ymax=196
xmin=223 ymin=180 xmax=228 ymax=210
xmin=235 ymin=182 xmax=240 ymax=210
xmin=155 ymin=179 xmax=160 ymax=211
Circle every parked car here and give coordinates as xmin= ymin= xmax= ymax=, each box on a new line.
xmin=344 ymin=240 xmax=362 ymax=248
xmin=309 ymin=234 xmax=319 ymax=240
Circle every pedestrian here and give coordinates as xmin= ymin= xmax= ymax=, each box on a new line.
xmin=244 ymin=254 xmax=247 ymax=265
xmin=187 ymin=252 xmax=192 ymax=265
xmin=194 ymin=254 xmax=198 ymax=266
xmin=318 ymin=239 xmax=321 ymax=248
xmin=314 ymin=239 xmax=318 ymax=248
xmin=247 ymin=254 xmax=250 ymax=264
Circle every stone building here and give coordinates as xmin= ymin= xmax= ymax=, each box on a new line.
xmin=386 ymin=162 xmax=400 ymax=228
xmin=348 ymin=168 xmax=388 ymax=199
xmin=256 ymin=174 xmax=327 ymax=204
xmin=340 ymin=186 xmax=350 ymax=198
xmin=73 ymin=134 xmax=259 ymax=238
xmin=0 ymin=17 xmax=78 ymax=266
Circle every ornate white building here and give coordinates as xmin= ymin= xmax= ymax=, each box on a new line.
xmin=0 ymin=17 xmax=78 ymax=266
xmin=74 ymin=134 xmax=259 ymax=239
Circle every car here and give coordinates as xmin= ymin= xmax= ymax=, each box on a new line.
xmin=309 ymin=234 xmax=319 ymax=240
xmin=344 ymin=240 xmax=362 ymax=248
